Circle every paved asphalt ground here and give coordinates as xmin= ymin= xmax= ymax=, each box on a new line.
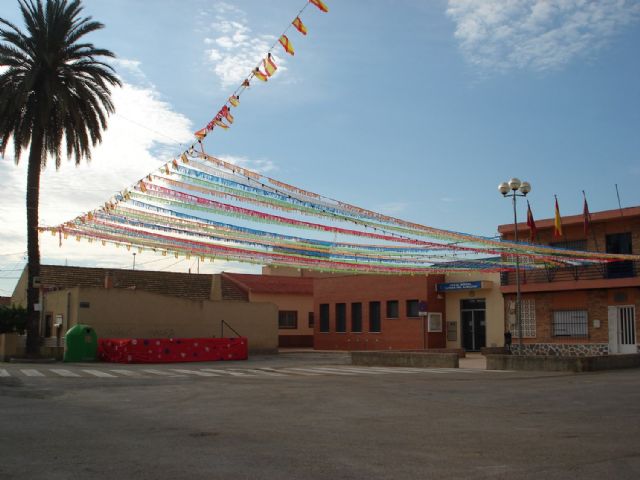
xmin=1 ymin=352 xmax=639 ymax=480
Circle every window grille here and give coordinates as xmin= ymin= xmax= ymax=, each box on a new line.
xmin=553 ymin=310 xmax=588 ymax=337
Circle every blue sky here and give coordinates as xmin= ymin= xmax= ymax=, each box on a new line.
xmin=1 ymin=0 xmax=639 ymax=294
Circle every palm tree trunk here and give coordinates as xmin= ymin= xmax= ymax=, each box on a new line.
xmin=25 ymin=129 xmax=43 ymax=356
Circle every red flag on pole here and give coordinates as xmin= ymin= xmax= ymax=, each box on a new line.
xmin=526 ymin=200 xmax=537 ymax=242
xmin=583 ymin=195 xmax=591 ymax=236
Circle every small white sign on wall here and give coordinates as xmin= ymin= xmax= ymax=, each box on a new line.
xmin=427 ymin=312 xmax=443 ymax=333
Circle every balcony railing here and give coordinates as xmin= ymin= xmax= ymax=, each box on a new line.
xmin=500 ymin=261 xmax=639 ymax=286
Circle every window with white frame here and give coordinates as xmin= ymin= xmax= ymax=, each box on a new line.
xmin=553 ymin=310 xmax=588 ymax=337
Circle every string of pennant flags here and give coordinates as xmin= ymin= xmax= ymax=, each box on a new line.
xmin=40 ymin=0 xmax=640 ymax=275
xmin=193 ymin=0 xmax=328 ymax=143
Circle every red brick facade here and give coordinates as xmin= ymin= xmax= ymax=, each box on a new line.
xmin=313 ymin=274 xmax=445 ymax=351
xmin=499 ymin=206 xmax=640 ymax=355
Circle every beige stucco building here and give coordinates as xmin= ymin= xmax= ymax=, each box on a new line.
xmin=11 ymin=265 xmax=278 ymax=353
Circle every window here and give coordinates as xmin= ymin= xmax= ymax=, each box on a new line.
xmin=319 ymin=304 xmax=330 ymax=333
xmin=336 ymin=303 xmax=346 ymax=333
xmin=308 ymin=312 xmax=315 ymax=329
xmin=553 ymin=310 xmax=588 ymax=337
xmin=351 ymin=303 xmax=362 ymax=332
xmin=369 ymin=301 xmax=381 ymax=333
xmin=278 ymin=311 xmax=298 ymax=330
xmin=406 ymin=300 xmax=420 ymax=318
xmin=606 ymin=233 xmax=633 ymax=278
xmin=386 ymin=300 xmax=399 ymax=318
xmin=509 ymin=299 xmax=536 ymax=338
xmin=550 ymin=239 xmax=587 ymax=251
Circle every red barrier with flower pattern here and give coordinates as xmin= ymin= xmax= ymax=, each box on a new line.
xmin=98 ymin=337 xmax=248 ymax=363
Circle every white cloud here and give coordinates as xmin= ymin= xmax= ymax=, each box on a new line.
xmin=446 ymin=0 xmax=640 ymax=71
xmin=374 ymin=202 xmax=410 ymax=215
xmin=203 ymin=2 xmax=287 ymax=87
xmin=218 ymin=154 xmax=278 ymax=173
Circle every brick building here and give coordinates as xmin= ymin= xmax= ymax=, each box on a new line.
xmin=313 ymin=274 xmax=446 ymax=351
xmin=499 ymin=205 xmax=640 ymax=356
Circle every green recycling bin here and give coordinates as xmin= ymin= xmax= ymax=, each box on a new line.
xmin=63 ymin=324 xmax=98 ymax=362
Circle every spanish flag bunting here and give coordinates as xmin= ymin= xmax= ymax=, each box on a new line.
xmin=180 ymin=153 xmax=189 ymax=164
xmin=87 ymin=212 xmax=94 ymax=221
xmin=214 ymin=119 xmax=230 ymax=129
xmin=139 ymin=181 xmax=147 ymax=193
xmin=172 ymin=159 xmax=178 ymax=169
xmin=264 ymin=53 xmax=277 ymax=76
xmin=292 ymin=16 xmax=307 ymax=35
xmin=194 ymin=128 xmax=207 ymax=140
xmin=229 ymin=95 xmax=240 ymax=107
xmin=553 ymin=196 xmax=563 ymax=237
xmin=147 ymin=174 xmax=153 ymax=182
xmin=310 ymin=0 xmax=329 ymax=13
xmin=242 ymin=79 xmax=250 ymax=87
xmin=220 ymin=106 xmax=234 ymax=124
xmin=253 ymin=67 xmax=268 ymax=82
xmin=279 ymin=34 xmax=295 ymax=55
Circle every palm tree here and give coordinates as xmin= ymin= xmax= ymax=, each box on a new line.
xmin=0 ymin=0 xmax=120 ymax=355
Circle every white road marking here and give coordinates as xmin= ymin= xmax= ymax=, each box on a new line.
xmin=109 ymin=369 xmax=146 ymax=377
xmin=0 ymin=369 xmax=10 ymax=377
xmin=243 ymin=368 xmax=287 ymax=377
xmin=142 ymin=369 xmax=186 ymax=377
xmin=170 ymin=369 xmax=220 ymax=377
xmin=275 ymin=368 xmax=323 ymax=376
xmin=21 ymin=369 xmax=44 ymax=377
xmin=329 ymin=367 xmax=388 ymax=375
xmin=200 ymin=368 xmax=256 ymax=377
xmin=291 ymin=367 xmax=356 ymax=376
xmin=50 ymin=369 xmax=80 ymax=377
xmin=82 ymin=369 xmax=117 ymax=378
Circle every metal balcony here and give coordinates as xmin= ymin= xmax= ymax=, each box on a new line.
xmin=500 ymin=260 xmax=639 ymax=286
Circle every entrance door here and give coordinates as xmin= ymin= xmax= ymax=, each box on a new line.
xmin=461 ymin=299 xmax=486 ymax=352
xmin=608 ymin=306 xmax=637 ymax=354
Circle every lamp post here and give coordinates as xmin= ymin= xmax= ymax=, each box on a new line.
xmin=498 ymin=178 xmax=531 ymax=351
xmin=132 ymin=252 xmax=136 ymax=271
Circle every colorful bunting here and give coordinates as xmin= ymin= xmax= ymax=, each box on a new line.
xmin=229 ymin=95 xmax=240 ymax=107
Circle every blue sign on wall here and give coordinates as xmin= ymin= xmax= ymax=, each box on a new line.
xmin=436 ymin=281 xmax=482 ymax=292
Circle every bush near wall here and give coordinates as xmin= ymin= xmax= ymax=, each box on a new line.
xmin=0 ymin=305 xmax=27 ymax=334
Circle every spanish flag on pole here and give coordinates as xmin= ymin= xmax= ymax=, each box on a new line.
xmin=553 ymin=196 xmax=563 ymax=238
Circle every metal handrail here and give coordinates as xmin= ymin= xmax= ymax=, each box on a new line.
xmin=501 ymin=261 xmax=639 ymax=286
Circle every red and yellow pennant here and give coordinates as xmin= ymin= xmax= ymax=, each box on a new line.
xmin=229 ymin=95 xmax=240 ymax=107
xmin=253 ymin=67 xmax=268 ymax=81
xmin=264 ymin=54 xmax=278 ymax=77
xmin=310 ymin=0 xmax=329 ymax=13
xmin=292 ymin=16 xmax=307 ymax=35
xmin=279 ymin=34 xmax=295 ymax=55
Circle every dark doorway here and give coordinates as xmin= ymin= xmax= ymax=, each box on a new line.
xmin=461 ymin=299 xmax=486 ymax=352
xmin=606 ymin=232 xmax=634 ymax=278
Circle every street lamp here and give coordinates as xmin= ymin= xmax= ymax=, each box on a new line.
xmin=498 ymin=178 xmax=531 ymax=351
xmin=132 ymin=252 xmax=136 ymax=271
